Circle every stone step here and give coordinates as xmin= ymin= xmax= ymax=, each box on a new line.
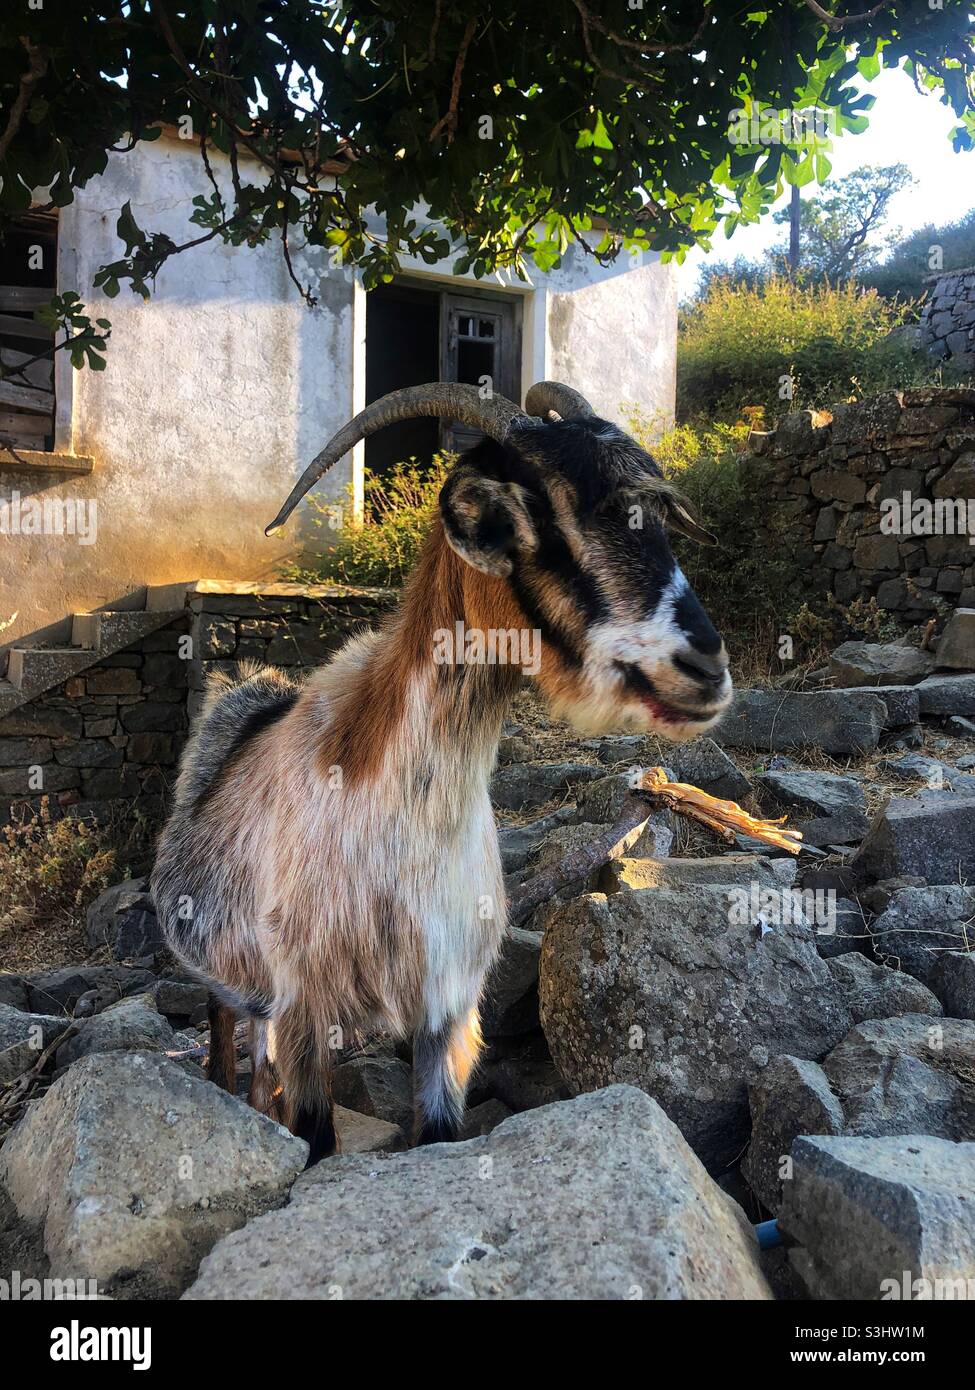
xmin=71 ymin=609 xmax=183 ymax=652
xmin=1 ymin=605 xmax=186 ymax=713
xmin=6 ymin=646 xmax=92 ymax=693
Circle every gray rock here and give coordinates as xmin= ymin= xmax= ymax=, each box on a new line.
xmin=823 ymin=1014 xmax=975 ymax=1139
xmin=573 ymin=774 xmax=676 ymax=856
xmin=917 ymin=673 xmax=975 ymax=718
xmin=948 ymin=719 xmax=975 ymax=740
xmin=780 ymin=1134 xmax=975 ymax=1300
xmin=85 ymin=878 xmax=162 ymax=960
xmin=331 ymin=1053 xmax=413 ymax=1134
xmin=184 ymin=1087 xmax=772 ymax=1300
xmin=333 ymin=1104 xmax=406 ymax=1155
xmin=0 ymin=974 xmax=28 ymax=1010
xmin=153 ymin=977 xmax=210 ymax=1021
xmin=480 ymin=927 xmax=542 ymax=1038
xmin=55 ymin=993 xmax=178 ymax=1069
xmin=877 ymin=752 xmax=966 ymax=787
xmin=477 ymin=1033 xmax=570 ymax=1112
xmin=825 ymin=953 xmax=942 ymax=1025
xmin=715 ymin=689 xmax=887 ymax=757
xmin=0 ymin=1051 xmax=306 ymax=1296
xmin=813 ymin=897 xmax=870 ymax=959
xmin=853 ymin=792 xmax=975 ymax=885
xmin=868 ymin=885 xmax=975 ymax=984
xmin=929 ymin=951 xmax=975 ymax=1021
xmin=538 ymin=886 xmax=852 ymax=1168
xmin=497 ymin=807 xmax=574 ymax=873
xmin=755 ymin=769 xmax=870 ymax=848
xmin=600 ymin=853 xmax=792 ymax=895
xmin=756 ymin=769 xmax=866 ymax=819
xmin=829 ymin=641 xmax=934 ymax=688
xmin=743 ymin=1057 xmax=844 ymax=1213
xmin=667 ymin=737 xmax=752 ymax=801
xmin=0 ymin=1004 xmax=66 ymax=1083
xmin=853 ymin=686 xmax=920 ymax=728
xmin=459 ymin=1098 xmax=512 ymax=1140
xmin=935 ymin=607 xmax=975 ymax=671
xmin=25 ymin=965 xmax=156 ymax=1017
xmin=490 ymin=762 xmax=603 ymax=813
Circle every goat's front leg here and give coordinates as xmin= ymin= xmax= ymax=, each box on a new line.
xmin=413 ymin=1007 xmax=482 ymax=1145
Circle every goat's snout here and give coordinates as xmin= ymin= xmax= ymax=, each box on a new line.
xmin=672 ymin=644 xmax=730 ymax=694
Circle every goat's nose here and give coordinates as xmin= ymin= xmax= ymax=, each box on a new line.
xmin=672 ymin=646 xmax=729 ymax=689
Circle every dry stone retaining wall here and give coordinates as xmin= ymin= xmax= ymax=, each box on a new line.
xmin=920 ymin=265 xmax=975 ymax=370
xmin=0 ymin=583 xmax=391 ymax=823
xmin=746 ymin=386 xmax=975 ymax=624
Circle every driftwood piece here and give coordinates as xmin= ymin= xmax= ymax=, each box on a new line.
xmin=635 ymin=767 xmax=803 ymax=855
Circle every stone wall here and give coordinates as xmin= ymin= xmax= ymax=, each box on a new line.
xmin=746 ymin=386 xmax=975 ymax=623
xmin=0 ymin=583 xmax=391 ymax=824
xmin=920 ymin=266 xmax=975 ymax=370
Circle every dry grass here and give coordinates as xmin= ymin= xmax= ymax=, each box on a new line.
xmin=0 ymin=800 xmax=158 ymax=974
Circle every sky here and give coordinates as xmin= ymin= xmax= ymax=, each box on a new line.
xmin=678 ymin=66 xmax=975 ymax=297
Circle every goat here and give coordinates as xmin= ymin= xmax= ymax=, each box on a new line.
xmin=151 ymin=380 xmax=733 ymax=1161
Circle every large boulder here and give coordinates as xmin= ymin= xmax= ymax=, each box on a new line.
xmin=0 ymin=1051 xmax=307 ymax=1296
xmin=742 ymin=1057 xmax=844 ymax=1214
xmin=852 ymin=792 xmax=975 ymax=884
xmin=829 ymin=641 xmax=934 ymax=688
xmin=599 ymin=852 xmax=794 ymax=895
xmin=825 ymin=954 xmax=942 ymax=1026
xmin=780 ymin=1135 xmax=975 ymax=1300
xmin=714 ymin=689 xmax=887 ymax=757
xmin=184 ymin=1087 xmax=772 ymax=1300
xmin=538 ymin=886 xmax=852 ymax=1168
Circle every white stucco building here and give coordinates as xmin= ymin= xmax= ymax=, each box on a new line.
xmin=1 ymin=130 xmax=677 ymax=647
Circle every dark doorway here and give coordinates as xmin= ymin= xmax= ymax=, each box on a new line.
xmin=364 ymin=278 xmax=522 ymax=480
xmin=0 ymin=211 xmax=57 ymax=453
xmin=364 ymin=282 xmax=440 ymax=479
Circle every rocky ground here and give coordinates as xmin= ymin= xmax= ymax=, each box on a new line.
xmin=1 ymin=636 xmax=975 ymax=1299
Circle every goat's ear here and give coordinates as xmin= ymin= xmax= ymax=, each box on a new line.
xmin=660 ymin=490 xmax=717 ymax=546
xmin=439 ymin=466 xmax=537 ymax=577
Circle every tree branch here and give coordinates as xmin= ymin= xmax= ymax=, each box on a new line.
xmin=802 ymin=0 xmax=888 ymax=31
xmin=0 ymin=36 xmax=49 ymax=163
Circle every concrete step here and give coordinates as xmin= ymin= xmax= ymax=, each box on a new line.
xmin=6 ymin=646 xmax=92 ymax=692
xmin=71 ymin=609 xmax=183 ymax=652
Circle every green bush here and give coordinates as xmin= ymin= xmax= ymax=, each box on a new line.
xmin=862 ymin=208 xmax=975 ymax=303
xmin=677 ymin=275 xmax=922 ymax=424
xmin=281 ymin=455 xmax=452 ymax=589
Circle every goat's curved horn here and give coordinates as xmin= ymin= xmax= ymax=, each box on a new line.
xmin=525 ymin=381 xmax=596 ymax=422
xmin=266 ymin=383 xmax=528 ymax=535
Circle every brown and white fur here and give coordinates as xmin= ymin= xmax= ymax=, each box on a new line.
xmin=152 ymin=405 xmax=733 ymax=1162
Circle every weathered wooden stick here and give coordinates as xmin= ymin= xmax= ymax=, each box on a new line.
xmin=506 ymin=793 xmax=655 ymax=928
